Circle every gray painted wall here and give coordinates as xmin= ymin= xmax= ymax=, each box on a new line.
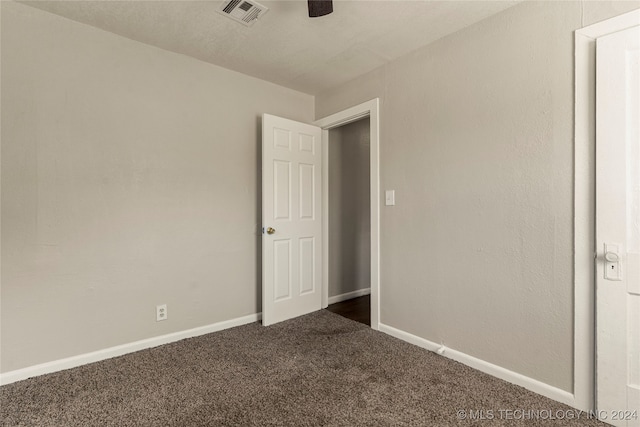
xmin=316 ymin=0 xmax=640 ymax=392
xmin=328 ymin=118 xmax=371 ymax=298
xmin=0 ymin=2 xmax=314 ymax=373
xmin=3 ymin=0 xmax=640 ymax=396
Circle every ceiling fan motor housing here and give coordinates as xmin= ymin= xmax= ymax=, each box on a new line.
xmin=308 ymin=0 xmax=333 ymax=18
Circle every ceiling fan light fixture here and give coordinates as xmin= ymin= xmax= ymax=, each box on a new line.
xmin=308 ymin=0 xmax=333 ymax=18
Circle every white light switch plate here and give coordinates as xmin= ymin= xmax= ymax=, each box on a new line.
xmin=385 ymin=190 xmax=395 ymax=206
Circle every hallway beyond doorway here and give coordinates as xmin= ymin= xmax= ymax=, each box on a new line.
xmin=326 ymin=295 xmax=370 ymax=326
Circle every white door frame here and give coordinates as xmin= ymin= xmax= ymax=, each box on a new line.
xmin=574 ymin=9 xmax=640 ymax=412
xmin=314 ymin=99 xmax=381 ymax=330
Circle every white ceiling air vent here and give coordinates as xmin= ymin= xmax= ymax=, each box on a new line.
xmin=218 ymin=0 xmax=269 ymax=27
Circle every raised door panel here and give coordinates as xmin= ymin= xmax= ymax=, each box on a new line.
xmin=262 ymin=114 xmax=322 ymax=326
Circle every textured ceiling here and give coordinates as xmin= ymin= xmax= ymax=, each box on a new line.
xmin=20 ymin=1 xmax=520 ymax=95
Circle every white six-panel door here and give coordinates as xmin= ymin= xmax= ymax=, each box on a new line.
xmin=596 ymin=25 xmax=640 ymax=427
xmin=262 ymin=114 xmax=322 ymax=326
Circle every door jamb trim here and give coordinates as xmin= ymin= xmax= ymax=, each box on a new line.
xmin=315 ymin=99 xmax=381 ymax=330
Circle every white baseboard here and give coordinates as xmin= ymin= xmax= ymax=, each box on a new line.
xmin=2 ymin=311 xmax=576 ymax=410
xmin=0 ymin=312 xmax=261 ymax=386
xmin=328 ymin=287 xmax=371 ymax=305
xmin=378 ymin=323 xmax=576 ymax=408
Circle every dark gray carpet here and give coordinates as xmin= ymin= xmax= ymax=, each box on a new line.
xmin=1 ymin=310 xmax=607 ymax=426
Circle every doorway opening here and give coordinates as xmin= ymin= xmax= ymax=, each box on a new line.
xmin=324 ymin=117 xmax=371 ymax=326
xmin=315 ymin=98 xmax=381 ymax=330
xmin=260 ymin=100 xmax=379 ymax=327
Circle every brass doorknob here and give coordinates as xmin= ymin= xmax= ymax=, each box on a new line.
xmin=267 ymin=227 xmax=276 ymax=235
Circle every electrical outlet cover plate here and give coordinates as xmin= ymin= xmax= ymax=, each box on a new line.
xmin=156 ymin=304 xmax=167 ymax=321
